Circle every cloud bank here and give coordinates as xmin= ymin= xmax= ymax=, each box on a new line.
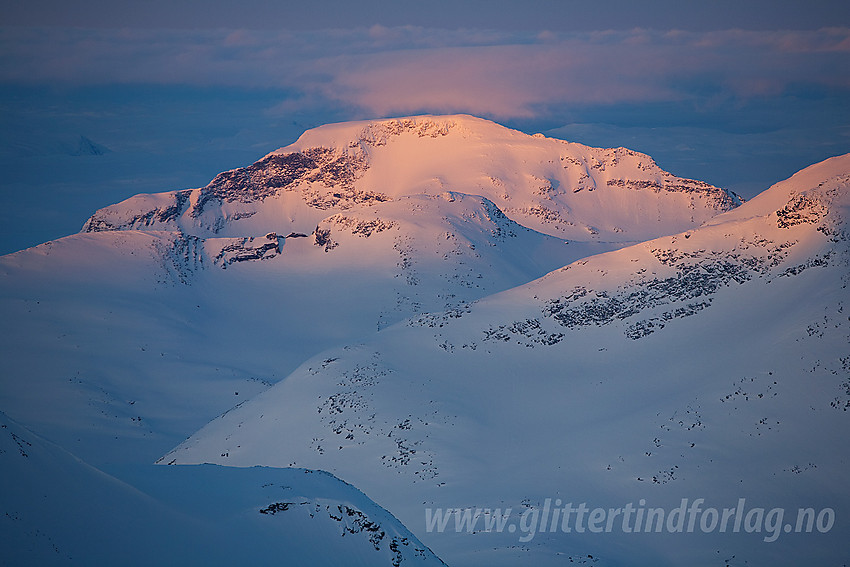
xmin=1 ymin=23 xmax=848 ymax=255
xmin=2 ymin=26 xmax=849 ymax=119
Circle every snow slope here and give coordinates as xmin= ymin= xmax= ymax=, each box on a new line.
xmin=0 ymin=410 xmax=445 ymax=566
xmin=0 ymin=185 xmax=600 ymax=466
xmin=163 ymin=154 xmax=850 ymax=566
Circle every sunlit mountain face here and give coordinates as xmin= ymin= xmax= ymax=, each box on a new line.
xmin=1 ymin=115 xmax=847 ymax=566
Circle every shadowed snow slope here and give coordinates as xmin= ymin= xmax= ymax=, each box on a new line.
xmin=0 ymin=411 xmax=445 ymax=566
xmin=163 ymin=154 xmax=850 ymax=566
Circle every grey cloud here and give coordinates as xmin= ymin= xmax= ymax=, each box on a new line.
xmin=2 ymin=27 xmax=848 ymax=119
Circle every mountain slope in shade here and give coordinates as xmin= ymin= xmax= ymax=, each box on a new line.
xmin=0 ymin=410 xmax=179 ymax=565
xmin=162 ymin=154 xmax=850 ymax=566
xmin=82 ymin=114 xmax=740 ymax=244
xmin=0 ymin=411 xmax=445 ymax=566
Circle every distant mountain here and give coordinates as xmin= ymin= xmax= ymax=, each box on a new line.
xmin=72 ymin=135 xmax=110 ymax=156
xmin=0 ymin=134 xmax=111 ymax=158
xmin=82 ymin=115 xmax=739 ymax=243
xmin=162 ymin=154 xmax=850 ymax=566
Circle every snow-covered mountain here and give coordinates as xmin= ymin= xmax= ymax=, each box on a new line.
xmin=162 ymin=154 xmax=850 ymax=566
xmin=0 ymin=411 xmax=445 ymax=566
xmin=1 ymin=114 xmax=844 ymax=566
xmin=0 ymin=115 xmax=736 ymax=467
xmin=82 ymin=114 xmax=739 ymax=243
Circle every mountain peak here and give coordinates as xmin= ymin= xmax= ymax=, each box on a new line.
xmin=272 ymin=114 xmax=480 ymax=154
xmin=705 ymin=152 xmax=850 ymax=229
xmin=83 ymin=114 xmax=740 ymax=244
xmin=275 ymin=114 xmax=496 ymax=155
xmin=72 ymin=135 xmax=110 ymax=156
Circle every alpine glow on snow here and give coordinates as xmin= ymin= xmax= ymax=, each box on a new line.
xmin=1 ymin=3 xmax=849 ymax=565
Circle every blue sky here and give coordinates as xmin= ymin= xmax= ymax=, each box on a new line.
xmin=1 ymin=1 xmax=849 ymax=254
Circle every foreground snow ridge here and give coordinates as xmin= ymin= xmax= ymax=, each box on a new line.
xmin=0 ymin=115 xmax=847 ymax=566
xmin=0 ymin=411 xmax=445 ymax=566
